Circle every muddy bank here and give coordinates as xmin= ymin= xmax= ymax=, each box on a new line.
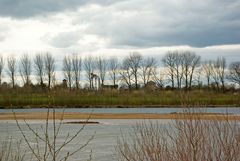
xmin=0 ymin=112 xmax=239 ymax=120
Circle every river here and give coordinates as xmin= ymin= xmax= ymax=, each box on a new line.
xmin=0 ymin=107 xmax=239 ymax=160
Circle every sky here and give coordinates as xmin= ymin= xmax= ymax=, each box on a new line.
xmin=0 ymin=0 xmax=239 ymax=66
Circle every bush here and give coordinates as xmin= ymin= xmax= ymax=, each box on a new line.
xmin=0 ymin=138 xmax=25 ymax=161
xmin=117 ymin=113 xmax=240 ymax=161
xmin=14 ymin=109 xmax=94 ymax=161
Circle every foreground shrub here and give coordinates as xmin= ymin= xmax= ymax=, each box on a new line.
xmin=0 ymin=138 xmax=25 ymax=161
xmin=14 ymin=109 xmax=94 ymax=161
xmin=117 ymin=114 xmax=240 ymax=161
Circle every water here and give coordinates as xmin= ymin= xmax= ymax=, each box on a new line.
xmin=0 ymin=107 xmax=239 ymax=114
xmin=0 ymin=119 xmax=170 ymax=161
xmin=0 ymin=107 xmax=239 ymax=160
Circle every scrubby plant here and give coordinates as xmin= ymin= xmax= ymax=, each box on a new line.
xmin=117 ymin=113 xmax=240 ymax=161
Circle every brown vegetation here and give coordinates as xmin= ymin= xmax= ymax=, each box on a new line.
xmin=117 ymin=113 xmax=240 ymax=161
xmin=13 ymin=109 xmax=94 ymax=161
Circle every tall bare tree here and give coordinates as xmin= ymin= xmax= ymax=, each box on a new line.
xmin=34 ymin=54 xmax=45 ymax=88
xmin=7 ymin=56 xmax=17 ymax=88
xmin=44 ymin=53 xmax=55 ymax=90
xmin=126 ymin=52 xmax=142 ymax=89
xmin=216 ymin=57 xmax=226 ymax=90
xmin=140 ymin=57 xmax=157 ymax=86
xmin=63 ymin=55 xmax=72 ymax=90
xmin=152 ymin=67 xmax=165 ymax=89
xmin=211 ymin=64 xmax=220 ymax=90
xmin=162 ymin=52 xmax=176 ymax=88
xmin=202 ymin=60 xmax=213 ymax=89
xmin=109 ymin=57 xmax=119 ymax=86
xmin=211 ymin=57 xmax=226 ymax=90
xmin=96 ymin=57 xmax=108 ymax=87
xmin=119 ymin=57 xmax=132 ymax=89
xmin=0 ymin=55 xmax=4 ymax=85
xmin=228 ymin=61 xmax=240 ymax=86
xmin=19 ymin=54 xmax=32 ymax=86
xmin=173 ymin=51 xmax=184 ymax=89
xmin=72 ymin=55 xmax=82 ymax=89
xmin=84 ymin=56 xmax=95 ymax=90
xmin=163 ymin=51 xmax=186 ymax=89
xmin=181 ymin=51 xmax=201 ymax=89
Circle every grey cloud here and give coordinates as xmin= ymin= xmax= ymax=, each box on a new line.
xmin=0 ymin=0 xmax=239 ymax=48
xmin=0 ymin=0 xmax=121 ymax=18
xmin=45 ymin=31 xmax=81 ymax=48
xmin=78 ymin=0 xmax=240 ymax=47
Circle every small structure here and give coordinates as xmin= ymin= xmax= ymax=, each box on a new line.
xmin=90 ymin=73 xmax=100 ymax=90
xmin=62 ymin=79 xmax=67 ymax=88
xmin=101 ymin=84 xmax=118 ymax=90
xmin=145 ymin=81 xmax=157 ymax=91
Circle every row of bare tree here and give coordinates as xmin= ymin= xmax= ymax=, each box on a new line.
xmin=162 ymin=51 xmax=233 ymax=90
xmin=0 ymin=53 xmax=55 ymax=90
xmin=0 ymin=51 xmax=239 ymax=90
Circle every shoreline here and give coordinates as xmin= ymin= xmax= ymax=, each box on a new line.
xmin=0 ymin=105 xmax=240 ymax=109
xmin=1 ymin=112 xmax=240 ymax=120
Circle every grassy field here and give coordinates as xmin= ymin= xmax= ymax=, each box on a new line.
xmin=0 ymin=89 xmax=239 ymax=108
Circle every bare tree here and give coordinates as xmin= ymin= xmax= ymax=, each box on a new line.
xmin=162 ymin=51 xmax=188 ymax=89
xmin=216 ymin=57 xmax=226 ymax=90
xmin=109 ymin=57 xmax=119 ymax=86
xmin=202 ymin=60 xmax=213 ymax=89
xmin=126 ymin=52 xmax=142 ymax=89
xmin=34 ymin=54 xmax=45 ymax=88
xmin=117 ymin=116 xmax=240 ymax=161
xmin=19 ymin=54 xmax=32 ymax=86
xmin=44 ymin=53 xmax=55 ymax=90
xmin=63 ymin=55 xmax=72 ymax=90
xmin=0 ymin=137 xmax=25 ymax=161
xmin=72 ymin=54 xmax=82 ymax=89
xmin=140 ymin=57 xmax=157 ymax=86
xmin=173 ymin=51 xmax=184 ymax=89
xmin=181 ymin=51 xmax=201 ymax=89
xmin=211 ymin=64 xmax=220 ymax=90
xmin=211 ymin=57 xmax=226 ymax=90
xmin=14 ymin=109 xmax=94 ymax=161
xmin=84 ymin=56 xmax=95 ymax=90
xmin=7 ymin=56 xmax=17 ymax=88
xmin=96 ymin=57 xmax=108 ymax=87
xmin=228 ymin=61 xmax=240 ymax=86
xmin=0 ymin=55 xmax=4 ymax=85
xmin=119 ymin=57 xmax=133 ymax=89
xmin=152 ymin=67 xmax=165 ymax=89
xmin=195 ymin=68 xmax=203 ymax=88
xmin=162 ymin=51 xmax=176 ymax=88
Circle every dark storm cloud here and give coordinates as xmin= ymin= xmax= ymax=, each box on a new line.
xmin=0 ymin=0 xmax=119 ymax=18
xmin=0 ymin=0 xmax=239 ymax=48
xmin=82 ymin=0 xmax=240 ymax=47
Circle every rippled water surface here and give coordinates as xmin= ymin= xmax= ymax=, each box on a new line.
xmin=0 ymin=107 xmax=239 ymax=114
xmin=0 ymin=107 xmax=239 ymax=160
xmin=0 ymin=119 xmax=170 ymax=161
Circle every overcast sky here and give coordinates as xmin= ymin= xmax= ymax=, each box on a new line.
xmin=0 ymin=0 xmax=239 ymax=63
